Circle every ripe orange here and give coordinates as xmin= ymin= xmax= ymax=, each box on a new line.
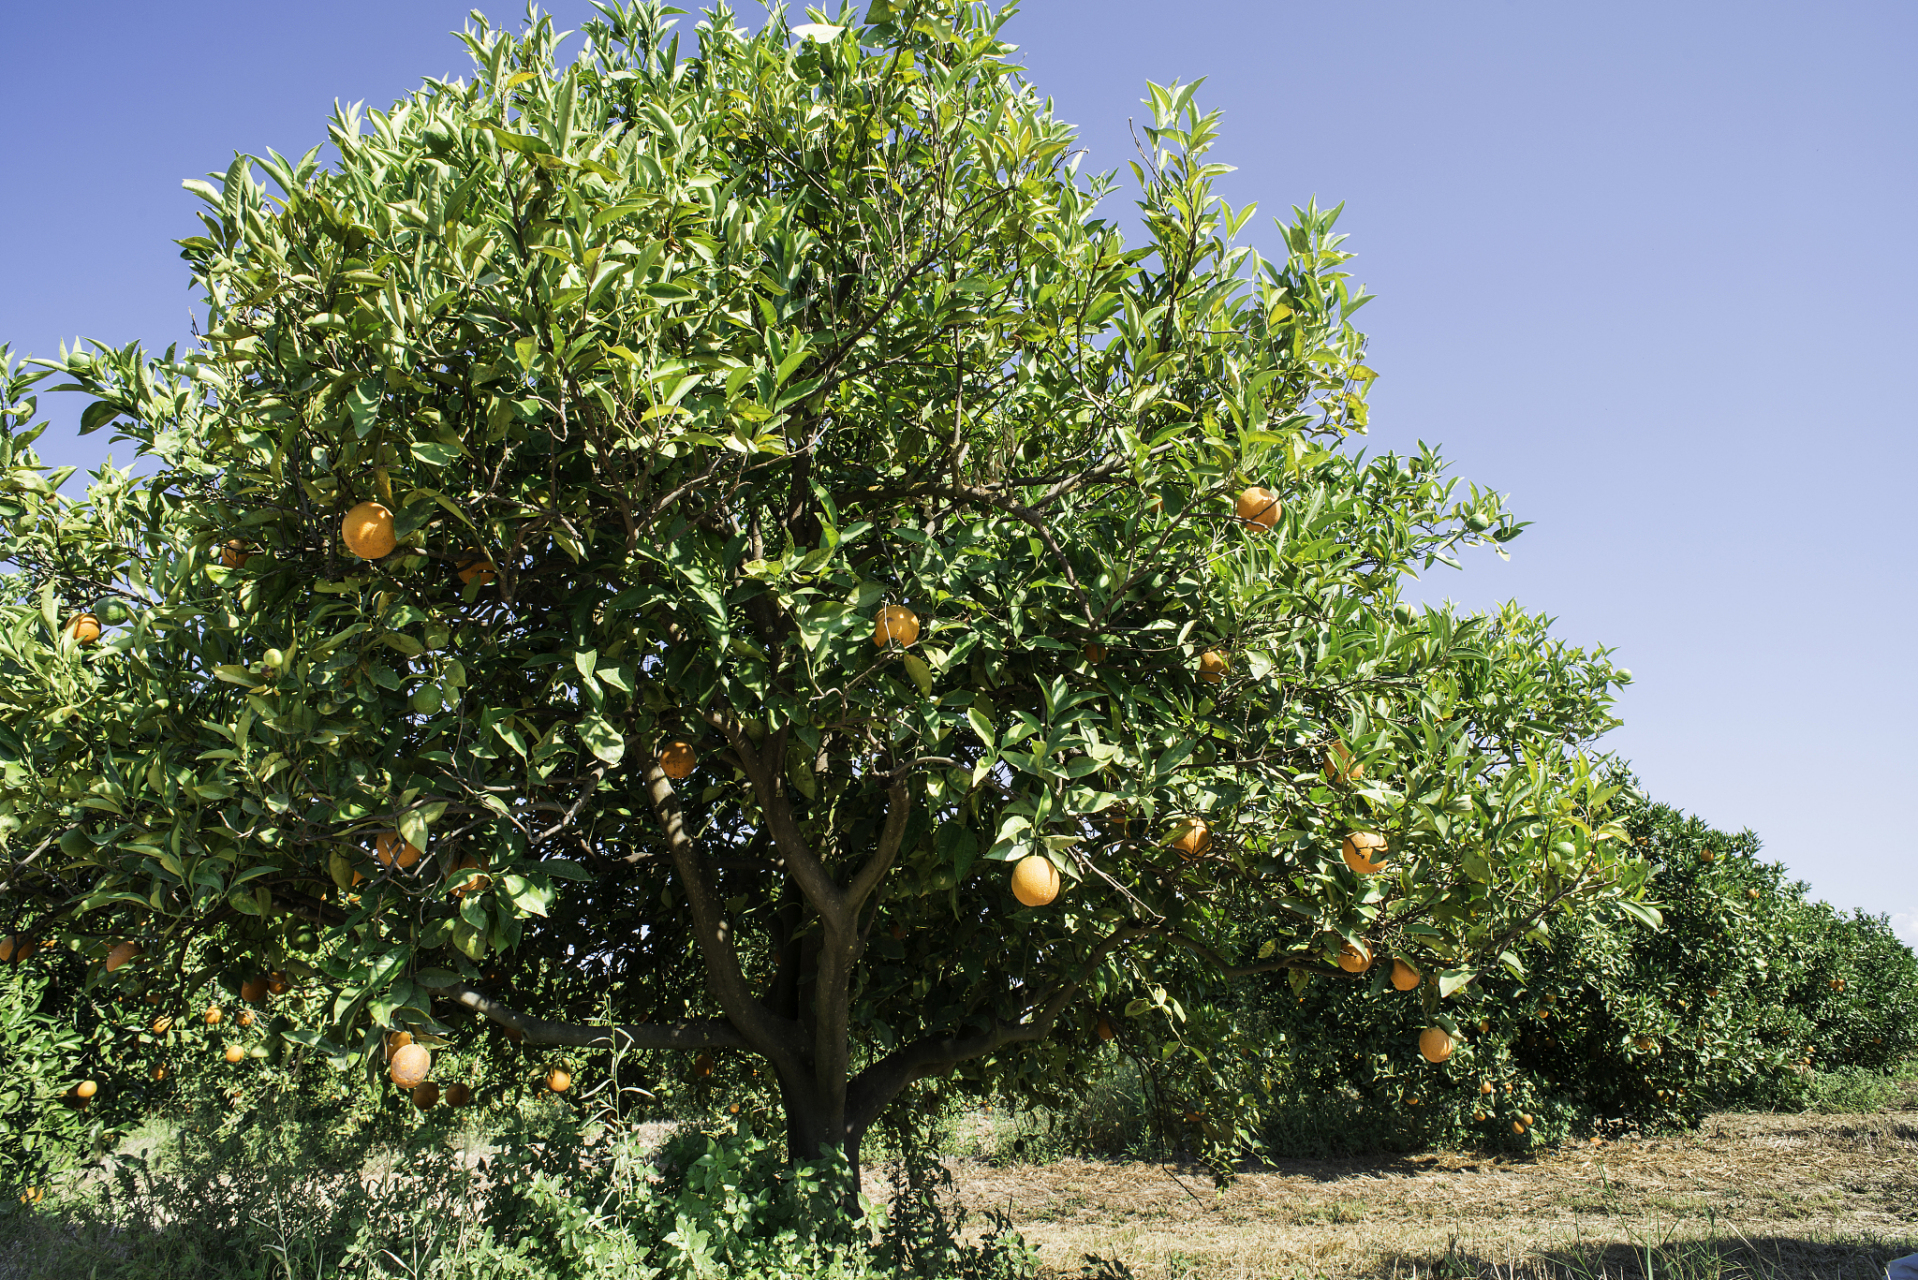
xmin=1096 ymin=1017 xmax=1116 ymax=1042
xmin=1337 ymin=941 xmax=1373 ymax=974
xmin=872 ymin=605 xmax=920 ymax=648
xmin=1512 ymin=1120 xmax=1525 ymax=1135
xmin=1419 ymin=1028 xmax=1455 ymax=1063
xmin=385 ymin=1031 xmax=415 ymax=1057
xmin=547 ymin=1068 xmax=572 ymax=1093
xmin=104 ymin=941 xmax=141 ymax=972
xmin=1235 ymin=486 xmax=1281 ymax=530
xmin=389 ymin=1043 xmax=431 ymax=1089
xmin=375 ymin=830 xmax=424 ymax=871
xmin=237 ymin=1010 xmax=256 ymax=1029
xmin=1479 ymin=1080 xmax=1494 ymax=1095
xmin=1700 ymin=849 xmax=1716 ymax=864
xmin=0 ymin=936 xmax=31 ymax=964
xmin=223 ymin=1044 xmax=245 ymax=1064
xmin=445 ymin=1083 xmax=472 ymax=1108
xmin=267 ymin=971 xmax=289 ymax=996
xmin=240 ymin=976 xmax=269 ymax=1004
xmin=1168 ymin=819 xmax=1211 ymax=860
xmin=1084 ymin=643 xmax=1108 ymax=665
xmin=1633 ymin=1035 xmax=1656 ymax=1053
xmin=150 ymin=1016 xmax=173 ymax=1035
xmin=694 ymin=1053 xmax=714 ymax=1079
xmin=457 ymin=555 xmax=496 ymax=587
xmin=65 ymin=613 xmax=103 ymax=645
xmin=1520 ymin=1113 xmax=1534 ymax=1126
xmin=414 ymin=1082 xmax=441 ymax=1110
xmin=151 ymin=1064 xmax=169 ymax=1082
xmin=1747 ymin=888 xmax=1760 ymax=900
xmin=1010 ymin=855 xmax=1060 ymax=907
xmin=204 ymin=1006 xmax=223 ymax=1026
xmin=75 ymin=1080 xmax=98 ymax=1100
xmin=1197 ymin=650 xmax=1228 ymax=683
xmin=221 ymin=539 xmax=251 ymax=568
xmin=1341 ymin=832 xmax=1387 ymax=875
xmin=1323 ymin=741 xmax=1362 ymax=784
xmin=659 ymin=740 xmax=697 ymax=780
xmin=342 ymin=501 xmax=397 ymax=560
xmin=1390 ymin=959 xmax=1421 ymax=992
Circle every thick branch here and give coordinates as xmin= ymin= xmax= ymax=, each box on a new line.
xmin=434 ymin=982 xmax=746 ymax=1051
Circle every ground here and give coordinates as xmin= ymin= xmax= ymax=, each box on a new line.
xmin=929 ymin=1108 xmax=1918 ymax=1280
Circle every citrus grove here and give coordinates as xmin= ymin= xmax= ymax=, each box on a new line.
xmin=0 ymin=0 xmax=1653 ymax=1191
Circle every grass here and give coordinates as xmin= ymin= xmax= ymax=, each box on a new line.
xmin=4 ymin=1075 xmax=1914 ymax=1280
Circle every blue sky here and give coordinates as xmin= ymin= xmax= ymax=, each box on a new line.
xmin=1 ymin=1 xmax=1912 ymax=941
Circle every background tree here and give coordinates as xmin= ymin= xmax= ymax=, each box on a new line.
xmin=0 ymin=0 xmax=1648 ymax=1186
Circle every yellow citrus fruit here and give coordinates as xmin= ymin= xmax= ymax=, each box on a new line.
xmin=342 ymin=501 xmax=397 ymax=559
xmin=457 ymin=555 xmax=496 ymax=586
xmin=240 ymin=975 xmax=269 ymax=1004
xmin=375 ymin=830 xmax=423 ymax=871
xmin=1323 ymin=741 xmax=1362 ymax=783
xmin=267 ymin=972 xmax=289 ymax=996
xmin=1168 ymin=819 xmax=1211 ymax=860
xmin=445 ymin=1083 xmax=472 ymax=1108
xmin=413 ymin=1082 xmax=441 ymax=1110
xmin=694 ymin=1053 xmax=714 ymax=1078
xmin=872 ymin=605 xmax=920 ymax=648
xmin=1337 ymin=941 xmax=1373 ymax=974
xmin=1084 ymin=643 xmax=1108 ymax=664
xmin=223 ymin=1045 xmax=245 ymax=1064
xmin=1096 ymin=1017 xmax=1115 ymax=1042
xmin=104 ymin=941 xmax=141 ymax=972
xmin=659 ymin=740 xmax=697 ymax=780
xmin=1197 ymin=651 xmax=1228 ymax=683
xmin=65 ymin=613 xmax=103 ymax=644
xmin=389 ymin=1043 xmax=431 ymax=1090
xmin=204 ymin=1006 xmax=223 ymax=1026
xmin=1419 ymin=1027 xmax=1455 ymax=1063
xmin=1390 ymin=959 xmax=1421 ymax=992
xmin=221 ymin=539 xmax=251 ymax=568
xmin=547 ymin=1068 xmax=572 ymax=1093
xmin=1480 ymin=1080 xmax=1494 ymax=1095
xmin=1341 ymin=832 xmax=1388 ymax=874
xmin=1235 ymin=486 xmax=1281 ymax=530
xmin=74 ymin=1080 xmax=98 ymax=1100
xmin=1010 ymin=855 xmax=1060 ymax=907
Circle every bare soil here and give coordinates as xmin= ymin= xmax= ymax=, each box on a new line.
xmin=938 ymin=1109 xmax=1918 ymax=1280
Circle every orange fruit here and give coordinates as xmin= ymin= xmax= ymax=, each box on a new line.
xmin=1323 ymin=741 xmax=1362 ymax=784
xmin=457 ymin=555 xmax=496 ymax=586
xmin=204 ymin=1006 xmax=224 ymax=1026
xmin=65 ymin=613 xmax=103 ymax=645
xmin=1633 ymin=1035 xmax=1656 ymax=1053
xmin=385 ymin=1031 xmax=415 ymax=1057
xmin=694 ymin=1054 xmax=714 ymax=1078
xmin=872 ymin=605 xmax=920 ymax=648
xmin=1748 ymin=888 xmax=1760 ymax=900
xmin=1390 ymin=959 xmax=1421 ymax=992
xmin=375 ymin=830 xmax=423 ymax=871
xmin=240 ymin=976 xmax=269 ymax=1004
xmin=1084 ymin=643 xmax=1108 ymax=665
xmin=1235 ymin=486 xmax=1281 ymax=530
xmin=445 ymin=1083 xmax=472 ymax=1108
xmin=547 ymin=1068 xmax=572 ymax=1093
xmin=1419 ymin=1028 xmax=1454 ymax=1063
xmin=221 ymin=540 xmax=251 ymax=568
xmin=266 ymin=971 xmax=289 ymax=996
xmin=1512 ymin=1120 xmax=1525 ymax=1135
xmin=1197 ymin=651 xmax=1228 ymax=683
xmin=151 ymin=1064 xmax=169 ymax=1082
xmin=1341 ymin=832 xmax=1388 ymax=874
xmin=104 ymin=940 xmax=141 ymax=972
xmin=447 ymin=854 xmax=491 ymax=898
xmin=659 ymin=741 xmax=697 ymax=780
xmin=413 ymin=1082 xmax=441 ymax=1110
xmin=1168 ymin=819 xmax=1211 ymax=860
xmin=1479 ymin=1080 xmax=1494 ymax=1095
xmin=1010 ymin=855 xmax=1060 ymax=907
xmin=223 ymin=1044 xmax=245 ymax=1064
xmin=342 ymin=501 xmax=397 ymax=559
xmin=389 ymin=1043 xmax=431 ymax=1089
xmin=0 ymin=936 xmax=31 ymax=964
xmin=237 ymin=1010 xmax=256 ymax=1028
xmin=1096 ymin=1017 xmax=1115 ymax=1042
xmin=1337 ymin=941 xmax=1373 ymax=974
xmin=1520 ymin=1113 xmax=1534 ymax=1126
xmin=150 ymin=1016 xmax=173 ymax=1035
xmin=74 ymin=1080 xmax=98 ymax=1100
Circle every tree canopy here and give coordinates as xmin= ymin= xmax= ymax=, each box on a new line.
xmin=0 ymin=0 xmax=1650 ymax=1178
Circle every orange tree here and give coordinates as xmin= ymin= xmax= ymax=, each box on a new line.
xmin=0 ymin=1 xmax=1650 ymax=1186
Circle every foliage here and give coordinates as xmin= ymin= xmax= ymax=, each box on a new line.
xmin=1227 ymin=788 xmax=1918 ymax=1151
xmin=0 ymin=0 xmax=1646 ymax=1184
xmin=6 ymin=1105 xmax=1033 ymax=1280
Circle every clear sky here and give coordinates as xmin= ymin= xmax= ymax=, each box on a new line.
xmin=1 ymin=2 xmax=1911 ymax=941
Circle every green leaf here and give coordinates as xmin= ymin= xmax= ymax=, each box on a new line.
xmin=580 ymin=715 xmax=625 ymax=765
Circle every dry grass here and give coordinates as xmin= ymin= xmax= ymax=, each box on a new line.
xmin=925 ymin=1109 xmax=1918 ymax=1280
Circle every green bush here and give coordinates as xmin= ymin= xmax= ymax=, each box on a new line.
xmin=1232 ymin=787 xmax=1918 ymax=1152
